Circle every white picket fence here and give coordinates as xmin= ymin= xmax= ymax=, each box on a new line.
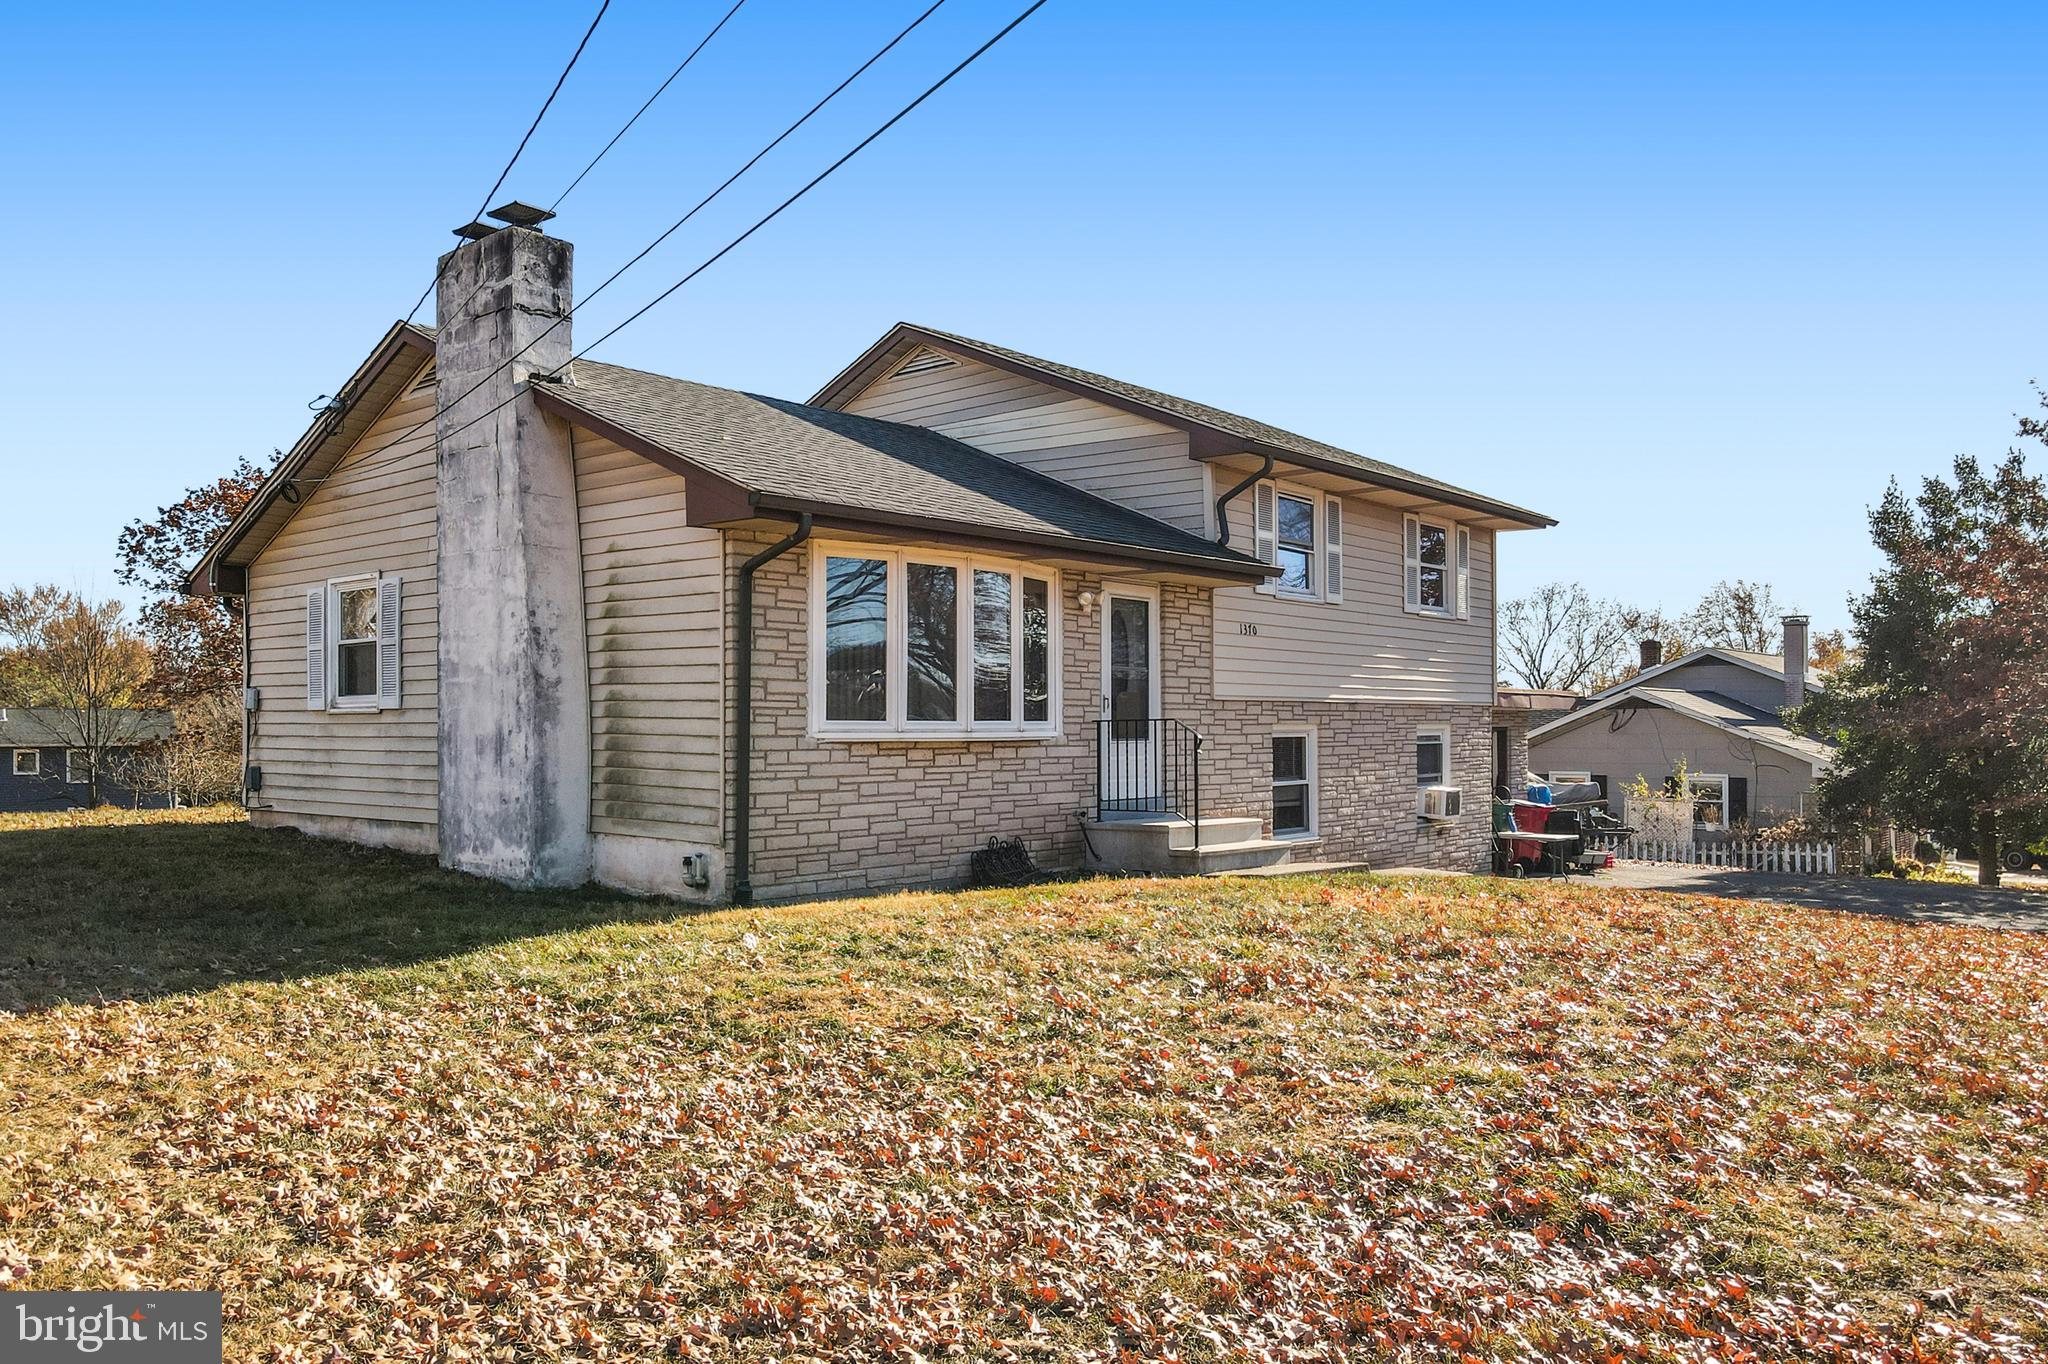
xmin=1614 ymin=837 xmax=1838 ymax=875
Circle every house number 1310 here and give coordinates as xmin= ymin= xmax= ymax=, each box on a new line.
xmin=1238 ymin=622 xmax=1259 ymax=636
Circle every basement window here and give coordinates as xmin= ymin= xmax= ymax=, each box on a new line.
xmin=813 ymin=544 xmax=1058 ymax=739
xmin=1272 ymin=731 xmax=1315 ymax=837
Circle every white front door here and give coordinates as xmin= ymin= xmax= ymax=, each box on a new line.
xmin=1099 ymin=586 xmax=1162 ymax=812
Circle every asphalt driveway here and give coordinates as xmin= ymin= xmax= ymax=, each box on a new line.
xmin=1599 ymin=861 xmax=2048 ymax=932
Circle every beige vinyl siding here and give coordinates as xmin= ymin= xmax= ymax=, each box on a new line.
xmin=1212 ymin=490 xmax=1496 ymax=704
xmin=245 ymin=374 xmax=438 ymax=832
xmin=839 ymin=352 xmax=1209 ymax=534
xmin=573 ymin=430 xmax=724 ymax=841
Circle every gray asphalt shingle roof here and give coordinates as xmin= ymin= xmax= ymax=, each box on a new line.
xmin=0 ymin=708 xmax=171 ymax=746
xmin=1632 ymin=688 xmax=1835 ymax=765
xmin=875 ymin=326 xmax=1554 ymax=527
xmin=549 ymin=359 xmax=1270 ymax=574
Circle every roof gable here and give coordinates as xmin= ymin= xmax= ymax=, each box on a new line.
xmin=189 ymin=322 xmax=436 ymax=593
xmin=1582 ymin=646 xmax=1820 ymax=704
xmin=812 ymin=323 xmax=1556 ymax=530
xmin=1528 ymin=685 xmax=1833 ymax=767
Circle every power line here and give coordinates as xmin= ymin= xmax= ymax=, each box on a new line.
xmin=555 ymin=0 xmax=1048 ymax=380
xmin=550 ymin=0 xmax=752 ymax=213
xmin=300 ymin=0 xmax=1047 ymax=493
xmin=401 ymin=0 xmax=615 ymax=326
xmin=379 ymin=0 xmax=955 ymax=465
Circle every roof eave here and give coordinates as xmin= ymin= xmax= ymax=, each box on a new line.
xmin=747 ymin=494 xmax=1274 ymax=582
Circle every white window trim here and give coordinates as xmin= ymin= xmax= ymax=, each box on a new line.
xmin=11 ymin=748 xmax=38 ymax=777
xmin=1416 ymin=725 xmax=1455 ymax=820
xmin=1271 ymin=727 xmax=1318 ymax=839
xmin=809 ymin=542 xmax=1062 ymax=741
xmin=326 ymin=574 xmax=381 ymax=712
xmin=65 ymin=749 xmax=87 ymax=785
xmin=1687 ymin=773 xmax=1729 ymax=830
xmin=1547 ymin=770 xmax=1592 ymax=785
xmin=1402 ymin=514 xmax=1471 ymax=620
xmin=1416 ymin=726 xmax=1451 ymax=789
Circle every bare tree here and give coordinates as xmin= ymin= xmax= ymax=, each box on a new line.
xmin=0 ymin=587 xmax=157 ymax=808
xmin=1499 ymin=583 xmax=1631 ymax=690
xmin=1683 ymin=579 xmax=1784 ymax=653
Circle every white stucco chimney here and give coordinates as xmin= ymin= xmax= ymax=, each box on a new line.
xmin=433 ymin=218 xmax=592 ymax=887
xmin=1781 ymin=614 xmax=1809 ymax=714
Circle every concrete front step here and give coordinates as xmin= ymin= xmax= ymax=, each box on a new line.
xmin=1083 ymin=816 xmax=1295 ymax=874
xmin=1167 ymin=837 xmax=1301 ymax=874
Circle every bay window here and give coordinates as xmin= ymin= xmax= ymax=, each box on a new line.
xmin=814 ymin=545 xmax=1058 ymax=737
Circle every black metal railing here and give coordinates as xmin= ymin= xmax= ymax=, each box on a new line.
xmin=1094 ymin=717 xmax=1204 ymax=850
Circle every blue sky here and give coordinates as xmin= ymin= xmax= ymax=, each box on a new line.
xmin=3 ymin=1 xmax=2042 ymax=637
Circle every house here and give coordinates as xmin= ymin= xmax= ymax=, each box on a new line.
xmin=0 ymin=707 xmax=173 ymax=813
xmin=187 ymin=219 xmax=1553 ymax=902
xmin=1526 ymin=623 xmax=1833 ymax=833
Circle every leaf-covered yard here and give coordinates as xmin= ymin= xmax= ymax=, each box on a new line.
xmin=3 ymin=812 xmax=2046 ymax=1361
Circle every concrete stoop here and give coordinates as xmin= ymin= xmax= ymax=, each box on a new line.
xmin=1082 ymin=815 xmax=1300 ymax=875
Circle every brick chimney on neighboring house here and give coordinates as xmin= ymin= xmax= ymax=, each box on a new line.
xmin=1781 ymin=614 xmax=1809 ymax=715
xmin=1639 ymin=638 xmax=1663 ymax=672
xmin=433 ymin=210 xmax=592 ymax=887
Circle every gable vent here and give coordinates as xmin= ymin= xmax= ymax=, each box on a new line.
xmin=406 ymin=364 xmax=437 ymax=396
xmin=889 ymin=347 xmax=958 ymax=380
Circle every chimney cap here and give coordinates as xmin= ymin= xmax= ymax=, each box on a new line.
xmin=487 ymin=200 xmax=557 ymax=231
xmin=451 ymin=221 xmax=499 ymax=242
xmin=1781 ymin=613 xmax=1810 ymax=625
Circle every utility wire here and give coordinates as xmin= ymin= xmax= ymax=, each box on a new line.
xmin=551 ymin=0 xmax=751 ymax=213
xmin=377 ymin=0 xmax=954 ymax=463
xmin=432 ymin=0 xmax=1049 ymax=454
xmin=401 ymin=0 xmax=614 ymax=326
xmin=299 ymin=0 xmax=1045 ymax=493
xmin=425 ymin=0 xmax=758 ymax=361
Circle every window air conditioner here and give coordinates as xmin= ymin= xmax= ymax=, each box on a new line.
xmin=1420 ymin=785 xmax=1462 ymax=821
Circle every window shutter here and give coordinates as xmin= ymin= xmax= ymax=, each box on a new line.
xmin=1402 ymin=515 xmax=1421 ymax=610
xmin=376 ymin=576 xmax=403 ymax=709
xmin=1729 ymin=776 xmax=1750 ymax=827
xmin=304 ymin=588 xmax=326 ymax=710
xmin=1322 ymin=496 xmax=1344 ymax=603
xmin=1455 ymin=527 xmax=1472 ymax=619
xmin=1252 ymin=481 xmax=1278 ymax=595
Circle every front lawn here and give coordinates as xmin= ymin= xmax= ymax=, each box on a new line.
xmin=2 ymin=815 xmax=2045 ymax=1361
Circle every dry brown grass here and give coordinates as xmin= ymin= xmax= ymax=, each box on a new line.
xmin=2 ymin=815 xmax=2045 ymax=1360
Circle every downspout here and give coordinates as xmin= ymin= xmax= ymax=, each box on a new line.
xmin=233 ymin=594 xmax=251 ymax=809
xmin=1212 ymin=452 xmax=1275 ymax=547
xmin=734 ymin=511 xmax=812 ymax=905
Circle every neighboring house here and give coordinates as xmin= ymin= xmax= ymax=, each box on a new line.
xmin=187 ymin=221 xmax=1553 ymax=902
xmin=1526 ymin=623 xmax=1833 ymax=833
xmin=0 ymin=707 xmax=173 ymax=813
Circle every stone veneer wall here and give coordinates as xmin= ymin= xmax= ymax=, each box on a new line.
xmin=724 ymin=532 xmax=1494 ymax=902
